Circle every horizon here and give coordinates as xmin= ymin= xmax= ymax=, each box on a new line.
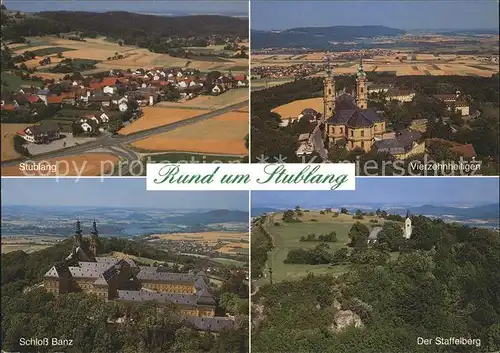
xmin=1 ymin=179 xmax=249 ymax=211
xmin=251 ymin=178 xmax=500 ymax=208
xmin=2 ymin=203 xmax=247 ymax=211
xmin=251 ymin=1 xmax=499 ymax=31
xmin=3 ymin=0 xmax=249 ymax=16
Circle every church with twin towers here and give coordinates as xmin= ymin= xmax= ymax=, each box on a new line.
xmin=322 ymin=59 xmax=386 ymax=152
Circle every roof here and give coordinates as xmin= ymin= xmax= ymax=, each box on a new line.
xmin=374 ymin=130 xmax=422 ymax=155
xmin=434 ymin=93 xmax=457 ymax=101
xmin=117 ymin=290 xmax=200 ymax=306
xmin=101 ymin=77 xmax=118 ymax=87
xmin=137 ymin=270 xmax=196 ymax=284
xmin=386 ymin=88 xmax=415 ymax=97
xmin=25 ymin=121 xmax=60 ymax=135
xmin=188 ymin=317 xmax=234 ymax=332
xmin=46 ymin=96 xmax=64 ymax=104
xmin=328 ymin=107 xmax=382 ymax=128
xmin=1 ymin=104 xmax=17 ymax=111
xmin=450 ymin=143 xmax=476 ymax=158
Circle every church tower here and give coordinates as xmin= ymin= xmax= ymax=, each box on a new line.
xmin=404 ymin=210 xmax=412 ymax=239
xmin=74 ymin=219 xmax=83 ymax=247
xmin=89 ymin=219 xmax=99 ymax=256
xmin=323 ymin=61 xmax=335 ymax=119
xmin=355 ymin=58 xmax=368 ymax=110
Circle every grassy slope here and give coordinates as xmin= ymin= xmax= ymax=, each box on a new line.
xmin=263 ymin=211 xmax=391 ymax=283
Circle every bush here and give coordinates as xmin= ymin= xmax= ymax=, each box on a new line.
xmin=13 ymin=135 xmax=31 ymax=157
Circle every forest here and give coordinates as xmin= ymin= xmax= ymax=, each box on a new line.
xmin=1 ymin=237 xmax=248 ymax=353
xmin=2 ymin=11 xmax=248 ymax=52
xmin=251 ymin=215 xmax=500 ymax=353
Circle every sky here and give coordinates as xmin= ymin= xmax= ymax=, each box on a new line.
xmin=251 ymin=1 xmax=499 ymax=30
xmin=252 ymin=177 xmax=500 ymax=208
xmin=3 ymin=0 xmax=248 ymax=16
xmin=1 ymin=178 xmax=249 ymax=210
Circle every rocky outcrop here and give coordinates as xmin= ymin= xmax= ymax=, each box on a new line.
xmin=331 ymin=309 xmax=364 ymax=332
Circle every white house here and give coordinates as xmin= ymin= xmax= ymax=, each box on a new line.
xmin=386 ymin=89 xmax=416 ymax=103
xmin=103 ymin=86 xmax=117 ymax=94
xmin=454 ymin=100 xmax=470 ymax=116
xmin=212 ymin=84 xmax=224 ymax=95
xmin=98 ymin=113 xmax=110 ymax=123
xmin=81 ymin=121 xmax=93 ymax=132
xmin=119 ymin=101 xmax=128 ymax=112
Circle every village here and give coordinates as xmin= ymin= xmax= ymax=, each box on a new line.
xmin=1 ymin=67 xmax=248 ymax=157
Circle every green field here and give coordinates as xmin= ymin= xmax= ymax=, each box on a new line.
xmin=31 ymin=47 xmax=76 ymax=56
xmin=1 ymin=72 xmax=44 ymax=90
xmin=262 ymin=211 xmax=389 ymax=283
xmin=251 ymin=78 xmax=294 ymax=90
xmin=229 ymin=65 xmax=249 ymax=71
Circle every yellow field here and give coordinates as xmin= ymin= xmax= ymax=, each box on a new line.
xmin=131 ymin=111 xmax=248 ymax=155
xmin=253 ymin=50 xmax=499 ymax=77
xmin=1 ymin=153 xmax=119 ymax=176
xmin=217 ymin=242 xmax=249 ymax=254
xmin=271 ymin=97 xmax=323 ymax=119
xmin=1 ymin=123 xmax=30 ymax=161
xmin=148 ymin=232 xmax=248 ymax=245
xmin=118 ymin=107 xmax=210 ymax=135
xmin=10 ymin=36 xmax=247 ymax=72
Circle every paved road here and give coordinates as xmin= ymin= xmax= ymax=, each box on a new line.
xmin=1 ymin=100 xmax=248 ymax=167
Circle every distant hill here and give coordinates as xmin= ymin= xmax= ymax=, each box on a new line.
xmin=251 ymin=25 xmax=405 ymax=49
xmin=38 ymin=11 xmax=248 ymax=37
xmin=408 ymin=203 xmax=500 ymax=220
xmin=2 ymin=11 xmax=248 ymax=43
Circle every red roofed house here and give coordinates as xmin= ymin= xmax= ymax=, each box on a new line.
xmin=101 ymin=77 xmax=119 ymax=87
xmin=450 ymin=144 xmax=477 ymax=159
xmin=233 ymin=74 xmax=248 ymax=87
xmin=46 ymin=95 xmax=64 ymax=105
xmin=19 ymin=121 xmax=61 ymax=144
xmin=1 ymin=104 xmax=18 ymax=111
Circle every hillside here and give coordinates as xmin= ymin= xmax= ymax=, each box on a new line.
xmin=251 ymin=25 xmax=405 ymax=49
xmin=2 ymin=11 xmax=248 ymax=43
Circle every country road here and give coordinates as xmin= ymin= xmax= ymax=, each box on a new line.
xmin=1 ymin=100 xmax=248 ymax=167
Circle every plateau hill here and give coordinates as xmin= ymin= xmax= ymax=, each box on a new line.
xmin=251 ymin=25 xmax=405 ymax=49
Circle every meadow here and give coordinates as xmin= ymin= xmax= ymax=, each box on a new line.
xmin=261 ymin=211 xmax=388 ymax=283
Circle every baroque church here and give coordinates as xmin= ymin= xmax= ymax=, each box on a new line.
xmin=296 ymin=60 xmax=426 ymax=159
xmin=296 ymin=60 xmax=388 ymax=158
xmin=322 ymin=60 xmax=386 ymax=152
xmin=43 ymin=220 xmax=233 ymax=331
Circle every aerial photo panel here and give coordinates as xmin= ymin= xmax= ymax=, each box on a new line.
xmin=250 ymin=0 xmax=499 ymax=176
xmin=1 ymin=0 xmax=249 ymax=177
